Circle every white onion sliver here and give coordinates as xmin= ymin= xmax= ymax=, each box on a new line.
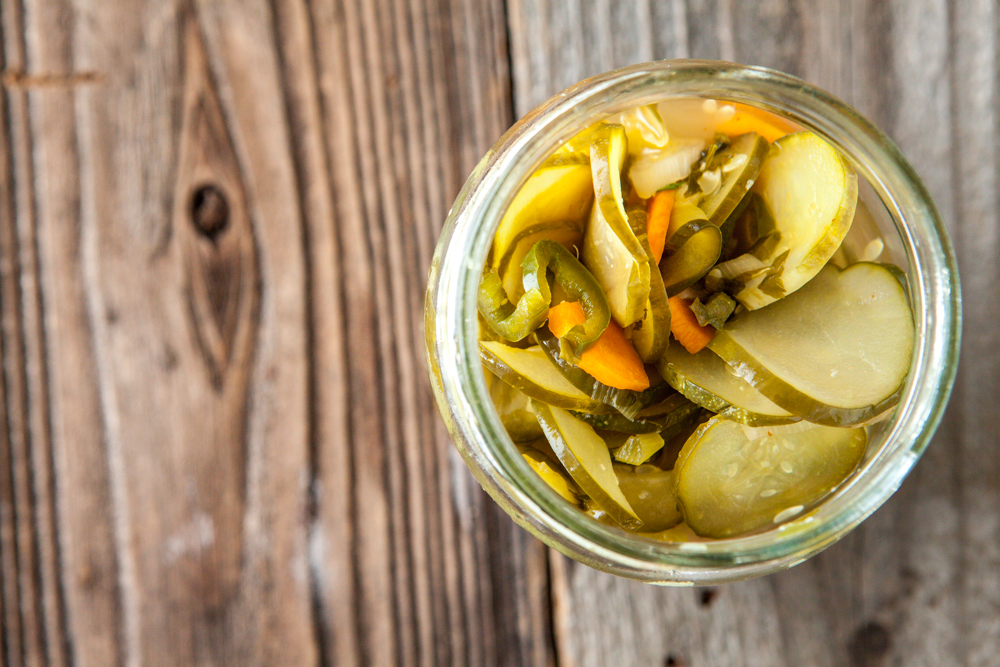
xmin=628 ymin=141 xmax=705 ymax=198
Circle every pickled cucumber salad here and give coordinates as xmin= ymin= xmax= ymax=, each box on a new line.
xmin=478 ymin=99 xmax=915 ymax=540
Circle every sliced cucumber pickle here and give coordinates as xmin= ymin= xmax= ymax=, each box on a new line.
xmin=694 ymin=132 xmax=769 ymax=234
xmin=657 ymin=342 xmax=798 ymax=426
xmin=533 ymin=401 xmax=642 ymax=529
xmin=734 ymin=131 xmax=858 ymax=309
xmin=489 ymin=380 xmax=543 ymax=441
xmin=614 ymin=464 xmax=682 ymax=532
xmin=582 ymin=124 xmax=650 ymax=327
xmin=708 ymin=263 xmax=914 ymax=426
xmin=674 ymin=417 xmax=866 ymax=538
xmin=611 ymin=432 xmax=665 ymax=466
xmin=492 ymin=163 xmax=593 ymax=271
xmin=520 ymin=445 xmax=581 ymax=504
xmin=480 ymin=342 xmax=609 ymax=413
xmin=659 ymin=204 xmax=723 ymax=296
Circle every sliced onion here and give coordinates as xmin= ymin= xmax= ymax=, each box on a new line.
xmin=628 ymin=140 xmax=705 ymax=198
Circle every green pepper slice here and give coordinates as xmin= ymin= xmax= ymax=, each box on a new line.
xmin=478 ymin=239 xmax=610 ymax=359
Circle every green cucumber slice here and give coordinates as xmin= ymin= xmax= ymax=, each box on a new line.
xmin=657 ymin=342 xmax=798 ymax=426
xmin=480 ymin=342 xmax=610 ymax=413
xmin=708 ymin=263 xmax=914 ymax=426
xmin=532 ymin=401 xmax=642 ymax=529
xmin=735 ymin=131 xmax=858 ymax=309
xmin=694 ymin=132 xmax=769 ymax=233
xmin=659 ymin=221 xmax=723 ymax=297
xmin=674 ymin=417 xmax=866 ymax=538
xmin=611 ymin=432 xmax=665 ymax=465
xmin=488 ymin=379 xmax=543 ymax=441
xmin=492 ymin=163 xmax=593 ymax=271
xmin=614 ymin=464 xmax=682 ymax=532
xmin=582 ymin=124 xmax=650 ymax=327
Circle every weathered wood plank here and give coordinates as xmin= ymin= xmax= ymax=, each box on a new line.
xmin=4 ymin=0 xmax=124 ymax=664
xmin=508 ymin=1 xmax=991 ymax=666
xmin=298 ymin=0 xmax=554 ymax=664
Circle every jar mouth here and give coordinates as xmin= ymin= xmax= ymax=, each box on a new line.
xmin=429 ymin=60 xmax=961 ymax=583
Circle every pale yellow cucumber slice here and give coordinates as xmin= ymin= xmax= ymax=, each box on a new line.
xmin=519 ymin=446 xmax=581 ymax=504
xmin=614 ymin=463 xmax=682 ymax=532
xmin=480 ymin=342 xmax=609 ymax=413
xmin=708 ymin=263 xmax=914 ymax=426
xmin=657 ymin=342 xmax=798 ymax=426
xmin=582 ymin=124 xmax=650 ymax=327
xmin=735 ymin=131 xmax=858 ymax=309
xmin=489 ymin=380 xmax=543 ymax=442
xmin=532 ymin=401 xmax=642 ymax=529
xmin=492 ymin=163 xmax=593 ymax=270
xmin=674 ymin=417 xmax=866 ymax=538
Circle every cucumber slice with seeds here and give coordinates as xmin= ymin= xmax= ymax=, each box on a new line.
xmin=708 ymin=263 xmax=914 ymax=426
xmin=614 ymin=464 xmax=683 ymax=532
xmin=657 ymin=342 xmax=798 ymax=426
xmin=734 ymin=131 xmax=858 ymax=309
xmin=674 ymin=417 xmax=866 ymax=538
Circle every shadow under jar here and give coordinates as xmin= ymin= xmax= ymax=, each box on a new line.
xmin=425 ymin=60 xmax=960 ymax=585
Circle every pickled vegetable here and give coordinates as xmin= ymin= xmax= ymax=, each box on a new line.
xmin=614 ymin=464 xmax=682 ymax=532
xmin=583 ymin=124 xmax=650 ymax=326
xmin=708 ymin=263 xmax=914 ymax=426
xmin=480 ymin=342 xmax=609 ymax=413
xmin=674 ymin=417 xmax=866 ymax=538
xmin=727 ymin=131 xmax=858 ymax=309
xmin=658 ymin=342 xmax=798 ymax=426
xmin=533 ymin=401 xmax=642 ymax=529
xmin=476 ymin=97 xmax=915 ymax=543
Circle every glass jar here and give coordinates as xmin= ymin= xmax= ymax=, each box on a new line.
xmin=424 ymin=60 xmax=961 ymax=584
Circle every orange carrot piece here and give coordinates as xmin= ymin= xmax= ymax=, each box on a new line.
xmin=547 ymin=301 xmax=650 ymax=391
xmin=645 ymin=190 xmax=675 ymax=264
xmin=668 ymin=296 xmax=715 ymax=354
xmin=716 ymin=103 xmax=798 ymax=143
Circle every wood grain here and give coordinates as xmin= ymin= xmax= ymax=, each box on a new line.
xmin=0 ymin=0 xmax=552 ymax=665
xmin=0 ymin=0 xmax=995 ymax=665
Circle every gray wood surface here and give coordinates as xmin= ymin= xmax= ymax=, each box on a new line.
xmin=0 ymin=0 xmax=993 ymax=666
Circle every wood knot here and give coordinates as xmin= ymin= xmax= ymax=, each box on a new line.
xmin=698 ymin=587 xmax=718 ymax=607
xmin=190 ymin=184 xmax=229 ymax=239
xmin=849 ymin=621 xmax=891 ymax=666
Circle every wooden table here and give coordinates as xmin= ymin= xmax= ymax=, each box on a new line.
xmin=0 ymin=1 xmax=992 ymax=665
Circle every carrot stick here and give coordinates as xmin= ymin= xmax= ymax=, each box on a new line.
xmin=668 ymin=296 xmax=715 ymax=354
xmin=716 ymin=103 xmax=798 ymax=143
xmin=547 ymin=301 xmax=649 ymax=391
xmin=645 ymin=190 xmax=675 ymax=264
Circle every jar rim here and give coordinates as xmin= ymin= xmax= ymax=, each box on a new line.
xmin=427 ymin=60 xmax=961 ymax=583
